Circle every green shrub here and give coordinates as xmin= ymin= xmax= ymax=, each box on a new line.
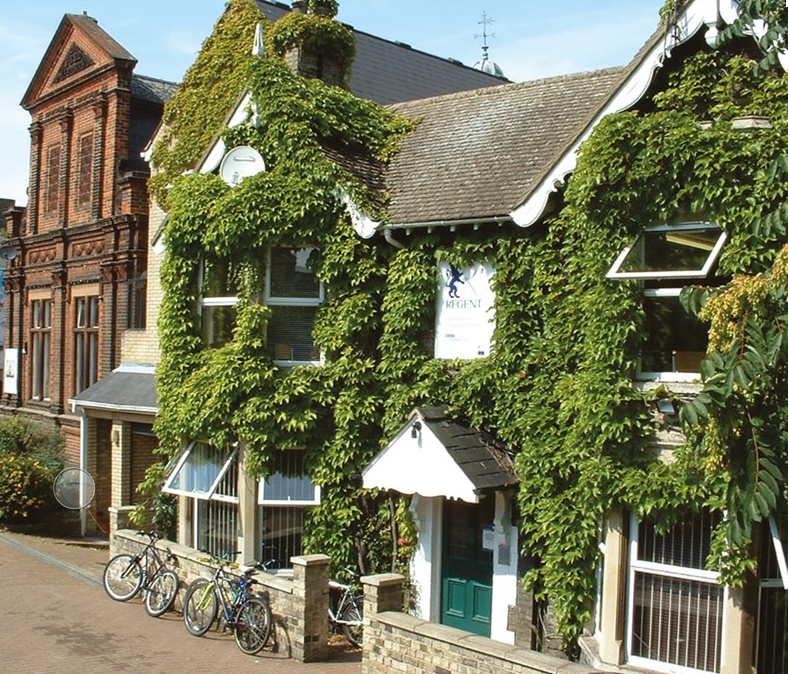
xmin=0 ymin=418 xmax=64 ymax=524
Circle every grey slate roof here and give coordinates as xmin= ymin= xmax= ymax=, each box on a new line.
xmin=70 ymin=366 xmax=157 ymax=414
xmin=132 ymin=75 xmax=178 ymax=106
xmin=385 ymin=67 xmax=626 ymax=226
xmin=416 ymin=406 xmax=517 ymax=493
xmin=255 ymin=1 xmax=507 ymax=105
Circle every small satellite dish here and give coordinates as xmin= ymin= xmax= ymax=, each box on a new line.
xmin=219 ymin=146 xmax=266 ymax=187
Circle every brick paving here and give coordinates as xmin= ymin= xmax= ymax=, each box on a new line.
xmin=0 ymin=529 xmax=361 ymax=674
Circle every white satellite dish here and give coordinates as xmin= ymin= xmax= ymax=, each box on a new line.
xmin=219 ymin=146 xmax=266 ymax=187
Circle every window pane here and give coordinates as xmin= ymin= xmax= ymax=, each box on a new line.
xmin=631 ymin=573 xmax=723 ymax=672
xmin=269 ymin=305 xmax=319 ymax=361
xmin=641 ymin=295 xmax=708 ymax=374
xmin=259 ymin=449 xmax=319 ymax=505
xmin=259 ymin=505 xmax=304 ymax=569
xmin=270 ymin=247 xmax=320 ymax=299
xmin=204 ymin=259 xmax=241 ymax=297
xmin=202 ymin=304 xmax=237 ymax=347
xmin=197 ymin=499 xmax=238 ymax=559
xmin=637 ymin=511 xmax=720 ymax=569
xmin=164 ymin=442 xmax=235 ymax=499
xmin=608 ymin=225 xmax=725 ymax=279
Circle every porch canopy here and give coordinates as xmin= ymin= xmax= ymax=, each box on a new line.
xmin=69 ymin=363 xmax=157 ymax=414
xmin=362 ymin=406 xmax=517 ymax=503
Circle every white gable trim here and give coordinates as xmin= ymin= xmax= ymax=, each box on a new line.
xmin=510 ymin=0 xmax=742 ymax=228
xmin=362 ymin=420 xmax=479 ymax=503
xmin=199 ymin=91 xmax=254 ymax=175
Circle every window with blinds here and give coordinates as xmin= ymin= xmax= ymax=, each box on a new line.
xmin=628 ymin=510 xmax=723 ymax=674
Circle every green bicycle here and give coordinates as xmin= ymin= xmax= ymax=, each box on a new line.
xmin=182 ymin=552 xmax=273 ymax=655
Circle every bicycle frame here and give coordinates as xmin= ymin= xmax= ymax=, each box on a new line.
xmin=195 ymin=562 xmax=258 ymax=629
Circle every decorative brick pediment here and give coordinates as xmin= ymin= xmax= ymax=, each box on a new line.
xmin=54 ymin=44 xmax=95 ymax=83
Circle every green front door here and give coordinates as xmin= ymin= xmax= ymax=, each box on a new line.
xmin=441 ymin=497 xmax=494 ymax=636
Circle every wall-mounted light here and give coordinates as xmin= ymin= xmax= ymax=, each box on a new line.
xmin=411 ymin=421 xmax=422 ymax=439
xmin=656 ymin=398 xmax=678 ymax=415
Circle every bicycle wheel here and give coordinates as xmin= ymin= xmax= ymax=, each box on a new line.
xmin=103 ymin=554 xmax=143 ymax=601
xmin=183 ymin=578 xmax=218 ymax=636
xmin=234 ymin=596 xmax=273 ymax=655
xmin=339 ymin=595 xmax=364 ymax=648
xmin=144 ymin=569 xmax=180 ymax=617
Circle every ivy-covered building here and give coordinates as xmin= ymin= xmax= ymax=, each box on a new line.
xmin=87 ymin=0 xmax=786 ymax=673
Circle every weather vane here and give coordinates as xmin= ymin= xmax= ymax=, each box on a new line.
xmin=474 ymin=11 xmax=496 ymax=52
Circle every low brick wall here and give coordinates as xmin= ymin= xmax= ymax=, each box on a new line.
xmin=361 ymin=574 xmax=601 ymax=674
xmin=111 ymin=530 xmax=330 ymax=662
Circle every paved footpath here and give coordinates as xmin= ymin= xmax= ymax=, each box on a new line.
xmin=0 ymin=530 xmax=361 ymax=674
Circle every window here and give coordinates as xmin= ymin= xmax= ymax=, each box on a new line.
xmin=607 ymin=222 xmax=726 ymax=280
xmin=46 ymin=146 xmax=61 ymax=213
xmin=200 ymin=260 xmax=240 ymax=347
xmin=627 ymin=510 xmax=723 ymax=674
xmin=163 ymin=441 xmax=237 ymax=500
xmin=258 ymin=449 xmax=320 ymax=569
xmin=30 ymin=299 xmax=52 ymax=400
xmin=266 ymin=247 xmax=323 ymax=365
xmin=163 ymin=442 xmax=239 ymax=558
xmin=607 ymin=222 xmax=725 ymax=381
xmin=77 ymin=133 xmax=93 ymax=205
xmin=74 ymin=296 xmax=99 ymax=394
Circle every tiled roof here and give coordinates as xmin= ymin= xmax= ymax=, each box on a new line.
xmin=131 ymin=75 xmax=178 ymax=106
xmin=70 ymin=365 xmax=157 ymax=413
xmin=417 ymin=407 xmax=517 ymax=493
xmin=64 ymin=12 xmax=137 ymax=64
xmin=385 ymin=67 xmax=626 ymax=226
xmin=255 ymin=1 xmax=506 ymax=104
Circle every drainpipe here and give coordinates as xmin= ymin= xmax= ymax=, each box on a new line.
xmin=383 ymin=226 xmax=405 ymax=249
xmin=76 ymin=404 xmax=88 ymax=536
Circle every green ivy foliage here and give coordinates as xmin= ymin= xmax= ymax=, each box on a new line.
xmin=150 ymin=0 xmax=787 ymax=651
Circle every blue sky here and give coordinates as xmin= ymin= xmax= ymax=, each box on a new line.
xmin=0 ymin=0 xmax=665 ymax=206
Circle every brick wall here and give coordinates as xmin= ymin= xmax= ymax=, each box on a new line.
xmin=361 ymin=574 xmax=598 ymax=674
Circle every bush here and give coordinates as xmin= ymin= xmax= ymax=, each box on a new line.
xmin=0 ymin=418 xmax=64 ymax=524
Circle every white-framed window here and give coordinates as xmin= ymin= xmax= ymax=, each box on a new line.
xmin=265 ymin=247 xmax=323 ymax=366
xmin=607 ymin=222 xmax=725 ymax=382
xmin=163 ymin=441 xmax=238 ymax=500
xmin=607 ymin=222 xmax=726 ymax=280
xmin=200 ymin=259 xmax=241 ymax=347
xmin=627 ymin=510 xmax=724 ymax=674
xmin=638 ymin=288 xmax=709 ymax=381
xmin=258 ymin=449 xmax=320 ymax=569
xmin=30 ymin=298 xmax=52 ymax=400
xmin=163 ymin=441 xmax=239 ymax=558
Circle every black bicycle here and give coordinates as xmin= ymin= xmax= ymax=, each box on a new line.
xmin=102 ymin=531 xmax=180 ymax=617
xmin=328 ymin=567 xmax=364 ymax=648
xmin=182 ymin=552 xmax=273 ymax=655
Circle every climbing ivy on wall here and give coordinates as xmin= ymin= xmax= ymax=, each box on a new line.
xmin=146 ymin=0 xmax=787 ymax=653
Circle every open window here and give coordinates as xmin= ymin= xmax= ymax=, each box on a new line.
xmin=163 ymin=441 xmax=238 ymax=500
xmin=607 ymin=222 xmax=726 ymax=280
xmin=608 ymin=222 xmax=725 ymax=381
xmin=265 ymin=247 xmax=323 ymax=366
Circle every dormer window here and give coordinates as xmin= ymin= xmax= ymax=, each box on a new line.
xmin=608 ymin=222 xmax=726 ymax=382
xmin=606 ymin=222 xmax=726 ymax=280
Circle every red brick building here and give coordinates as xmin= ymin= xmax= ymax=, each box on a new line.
xmin=0 ymin=12 xmax=174 ymax=532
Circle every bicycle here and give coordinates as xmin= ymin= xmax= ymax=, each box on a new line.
xmin=328 ymin=567 xmax=364 ymax=648
xmin=102 ymin=531 xmax=180 ymax=618
xmin=182 ymin=552 xmax=273 ymax=655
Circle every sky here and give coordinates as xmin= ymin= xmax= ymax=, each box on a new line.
xmin=0 ymin=0 xmax=666 ymax=207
